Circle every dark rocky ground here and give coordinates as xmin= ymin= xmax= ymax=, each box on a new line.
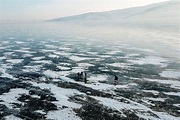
xmin=0 ymin=73 xmax=179 ymax=120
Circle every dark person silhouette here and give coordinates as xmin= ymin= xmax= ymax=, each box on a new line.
xmin=84 ymin=72 xmax=87 ymax=83
xmin=77 ymin=72 xmax=80 ymax=81
xmin=114 ymin=75 xmax=118 ymax=86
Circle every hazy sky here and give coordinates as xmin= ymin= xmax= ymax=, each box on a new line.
xmin=0 ymin=0 xmax=169 ymax=23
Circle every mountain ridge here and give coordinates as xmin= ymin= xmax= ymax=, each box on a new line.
xmin=48 ymin=0 xmax=179 ymax=22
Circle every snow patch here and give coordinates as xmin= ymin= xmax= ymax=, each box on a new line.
xmin=69 ymin=56 xmax=99 ymax=62
xmin=46 ymin=108 xmax=81 ymax=120
xmin=142 ymin=90 xmax=159 ymax=95
xmin=88 ymin=74 xmax=108 ymax=82
xmin=57 ymin=66 xmax=71 ymax=71
xmin=160 ymin=70 xmax=180 ymax=79
xmin=78 ymin=63 xmax=94 ymax=68
xmin=144 ymin=97 xmax=166 ymax=102
xmin=128 ymin=56 xmax=168 ymax=67
xmin=164 ymin=92 xmax=180 ymax=97
xmin=6 ymin=59 xmax=23 ymax=64
xmin=107 ymin=63 xmax=130 ymax=69
xmin=5 ymin=115 xmax=23 ymax=120
xmin=0 ymin=88 xmax=29 ymax=109
xmin=144 ymin=78 xmax=180 ymax=89
xmin=48 ymin=54 xmax=59 ymax=58
xmin=32 ymin=56 xmax=45 ymax=60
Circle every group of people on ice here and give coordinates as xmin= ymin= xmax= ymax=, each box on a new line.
xmin=77 ymin=72 xmax=119 ymax=86
xmin=77 ymin=72 xmax=87 ymax=83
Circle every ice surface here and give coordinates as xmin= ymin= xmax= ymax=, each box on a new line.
xmin=69 ymin=56 xmax=99 ymax=62
xmin=0 ymin=88 xmax=29 ymax=109
xmin=145 ymin=78 xmax=180 ymax=89
xmin=6 ymin=59 xmax=23 ymax=64
xmin=5 ymin=115 xmax=23 ymax=120
xmin=23 ymin=65 xmax=42 ymax=72
xmin=48 ymin=54 xmax=59 ymax=58
xmin=46 ymin=108 xmax=81 ymax=120
xmin=88 ymin=74 xmax=109 ymax=82
xmin=128 ymin=56 xmax=168 ymax=67
xmin=107 ymin=63 xmax=130 ymax=69
xmin=144 ymin=97 xmax=166 ymax=102
xmin=57 ymin=66 xmax=71 ymax=70
xmin=142 ymin=90 xmax=159 ymax=95
xmin=33 ymin=60 xmax=52 ymax=64
xmin=32 ymin=56 xmax=45 ymax=60
xmin=30 ymin=82 xmax=83 ymax=108
xmin=163 ymin=92 xmax=180 ymax=97
xmin=160 ymin=70 xmax=180 ymax=79
xmin=43 ymin=70 xmax=62 ymax=78
xmin=77 ymin=63 xmax=94 ymax=68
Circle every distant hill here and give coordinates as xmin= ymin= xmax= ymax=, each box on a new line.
xmin=48 ymin=0 xmax=180 ymax=28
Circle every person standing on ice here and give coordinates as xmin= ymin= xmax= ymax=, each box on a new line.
xmin=114 ymin=75 xmax=118 ymax=86
xmin=77 ymin=72 xmax=80 ymax=81
xmin=84 ymin=72 xmax=87 ymax=83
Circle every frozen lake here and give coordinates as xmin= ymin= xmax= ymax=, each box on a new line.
xmin=0 ymin=22 xmax=180 ymax=119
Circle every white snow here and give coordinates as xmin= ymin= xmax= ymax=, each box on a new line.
xmin=59 ymin=47 xmax=71 ymax=50
xmin=105 ymin=50 xmax=122 ymax=55
xmin=69 ymin=56 xmax=99 ymax=62
xmin=77 ymin=63 xmax=94 ymax=68
xmin=30 ymin=82 xmax=83 ymax=108
xmin=86 ymin=52 xmax=97 ymax=55
xmin=92 ymin=96 xmax=159 ymax=120
xmin=142 ymin=90 xmax=159 ymax=95
xmin=48 ymin=54 xmax=59 ymax=58
xmin=4 ymin=52 xmax=14 ymax=56
xmin=6 ymin=59 xmax=23 ymax=64
xmin=79 ymin=82 xmax=129 ymax=92
xmin=23 ymin=65 xmax=42 ymax=72
xmin=33 ymin=60 xmax=52 ymax=64
xmin=144 ymin=97 xmax=166 ymax=102
xmin=70 ymin=67 xmax=85 ymax=73
xmin=41 ymin=49 xmax=56 ymax=52
xmin=126 ymin=54 xmax=140 ymax=57
xmin=163 ymin=92 xmax=180 ymax=97
xmin=0 ymin=46 xmax=7 ymax=49
xmin=54 ymin=52 xmax=71 ymax=56
xmin=5 ymin=115 xmax=23 ymax=120
xmin=59 ymin=63 xmax=71 ymax=66
xmin=88 ymin=74 xmax=109 ymax=82
xmin=15 ymin=41 xmax=25 ymax=44
xmin=0 ymin=56 xmax=6 ymax=60
xmin=128 ymin=56 xmax=168 ymax=67
xmin=22 ymin=54 xmax=33 ymax=57
xmin=0 ymin=88 xmax=29 ymax=109
xmin=99 ymin=55 xmax=111 ymax=58
xmin=160 ymin=70 xmax=180 ymax=79
xmin=45 ymin=45 xmax=57 ymax=48
xmin=34 ymin=110 xmax=46 ymax=114
xmin=43 ymin=70 xmax=62 ymax=78
xmin=107 ymin=63 xmax=130 ymax=69
xmin=14 ymin=49 xmax=34 ymax=53
xmin=32 ymin=56 xmax=45 ymax=60
xmin=154 ymin=112 xmax=180 ymax=120
xmin=46 ymin=108 xmax=81 ymax=120
xmin=1 ymin=72 xmax=14 ymax=79
xmin=144 ymin=78 xmax=180 ymax=89
xmin=57 ymin=66 xmax=71 ymax=71
xmin=173 ymin=104 xmax=180 ymax=107
xmin=128 ymin=47 xmax=154 ymax=53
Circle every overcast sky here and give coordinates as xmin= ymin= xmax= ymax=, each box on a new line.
xmin=0 ymin=0 xmax=169 ymax=23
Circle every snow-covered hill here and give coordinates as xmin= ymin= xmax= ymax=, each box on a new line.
xmin=49 ymin=0 xmax=180 ymax=27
